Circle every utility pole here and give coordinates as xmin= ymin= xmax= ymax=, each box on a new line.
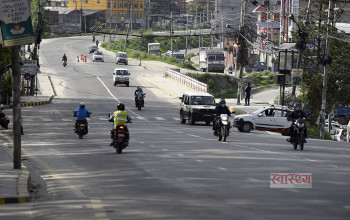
xmin=320 ymin=0 xmax=333 ymax=139
xmin=110 ymin=0 xmax=113 ymax=29
xmin=171 ymin=12 xmax=173 ymax=56
xmin=237 ymin=0 xmax=247 ymax=105
xmin=11 ymin=46 xmax=22 ymax=169
xmin=123 ymin=1 xmax=132 ymax=52
xmin=199 ymin=12 xmax=202 ymax=48
xmin=80 ymin=0 xmax=83 ymax=34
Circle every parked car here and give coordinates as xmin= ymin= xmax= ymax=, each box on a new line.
xmin=180 ymin=92 xmax=216 ymax=125
xmin=89 ymin=45 xmax=99 ymax=53
xmin=92 ymin=51 xmax=104 ymax=62
xmin=233 ymin=105 xmax=292 ymax=133
xmin=113 ymin=68 xmax=130 ymax=87
xmin=116 ymin=52 xmax=128 ymax=65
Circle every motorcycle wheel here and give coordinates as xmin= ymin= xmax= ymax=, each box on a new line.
xmin=222 ymin=126 xmax=227 ymax=142
xmin=117 ymin=143 xmax=123 ymax=154
xmin=79 ymin=133 xmax=83 ymax=139
xmin=300 ymin=133 xmax=304 ymax=151
xmin=218 ymin=129 xmax=222 ymax=141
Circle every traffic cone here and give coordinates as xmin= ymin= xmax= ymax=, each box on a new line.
xmin=77 ymin=56 xmax=79 ymax=62
xmin=85 ymin=56 xmax=87 ymax=62
xmin=139 ymin=59 xmax=141 ymax=66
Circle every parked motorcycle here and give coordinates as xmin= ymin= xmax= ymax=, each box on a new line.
xmin=214 ymin=114 xmax=230 ymax=142
xmin=108 ymin=114 xmax=132 ymax=154
xmin=289 ymin=118 xmax=306 ymax=150
xmin=135 ymin=94 xmax=145 ymax=111
xmin=62 ymin=60 xmax=67 ymax=67
xmin=0 ymin=108 xmax=10 ymax=129
xmin=73 ymin=112 xmax=91 ymax=139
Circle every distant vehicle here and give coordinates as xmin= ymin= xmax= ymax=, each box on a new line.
xmin=148 ymin=43 xmax=161 ymax=54
xmin=233 ymin=105 xmax=292 ymax=133
xmin=113 ymin=68 xmax=130 ymax=87
xmin=332 ymin=104 xmax=350 ymax=125
xmin=244 ymin=62 xmax=266 ymax=72
xmin=92 ymin=51 xmax=104 ymax=62
xmin=199 ymin=48 xmax=225 ymax=72
xmin=179 ymin=92 xmax=216 ymax=125
xmin=89 ymin=45 xmax=99 ymax=53
xmin=116 ymin=52 xmax=128 ymax=65
xmin=162 ymin=50 xmax=185 ymax=63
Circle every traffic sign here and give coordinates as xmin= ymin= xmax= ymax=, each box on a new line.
xmin=21 ymin=60 xmax=38 ymax=75
xmin=24 ymin=73 xmax=31 ymax=80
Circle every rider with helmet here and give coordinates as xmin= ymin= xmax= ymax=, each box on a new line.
xmin=62 ymin=54 xmax=67 ymax=62
xmin=73 ymin=102 xmax=91 ymax=133
xmin=213 ymin=97 xmax=232 ymax=136
xmin=110 ymin=103 xmax=130 ymax=146
xmin=135 ymin=87 xmax=146 ymax=107
xmin=287 ymin=103 xmax=307 ymax=143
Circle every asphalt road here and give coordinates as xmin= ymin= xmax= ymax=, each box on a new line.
xmin=0 ymin=36 xmax=349 ymax=220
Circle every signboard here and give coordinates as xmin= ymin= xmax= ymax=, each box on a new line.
xmin=291 ymin=69 xmax=303 ymax=86
xmin=24 ymin=72 xmax=31 ymax=80
xmin=21 ymin=60 xmax=37 ymax=75
xmin=0 ymin=0 xmax=35 ymax=47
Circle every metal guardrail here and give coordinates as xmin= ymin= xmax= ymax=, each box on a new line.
xmin=164 ymin=68 xmax=209 ymax=92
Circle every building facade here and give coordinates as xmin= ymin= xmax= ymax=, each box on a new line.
xmin=68 ymin=0 xmax=145 ymax=29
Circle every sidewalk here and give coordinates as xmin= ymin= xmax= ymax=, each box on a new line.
xmin=0 ymin=72 xmax=55 ymax=204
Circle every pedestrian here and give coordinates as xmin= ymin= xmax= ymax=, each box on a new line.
xmin=96 ymin=40 xmax=99 ymax=47
xmin=347 ymin=120 xmax=350 ymax=142
xmin=245 ymin=83 xmax=251 ymax=106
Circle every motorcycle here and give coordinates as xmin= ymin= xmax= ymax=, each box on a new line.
xmin=62 ymin=60 xmax=67 ymax=67
xmin=135 ymin=94 xmax=145 ymax=111
xmin=73 ymin=112 xmax=91 ymax=139
xmin=109 ymin=114 xmax=132 ymax=154
xmin=214 ymin=114 xmax=230 ymax=142
xmin=289 ymin=118 xmax=306 ymax=150
xmin=0 ymin=110 xmax=10 ymax=129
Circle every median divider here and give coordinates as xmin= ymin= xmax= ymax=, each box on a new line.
xmin=165 ymin=68 xmax=208 ymax=92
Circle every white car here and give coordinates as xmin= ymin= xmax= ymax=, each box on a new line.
xmin=113 ymin=68 xmax=130 ymax=87
xmin=92 ymin=51 xmax=104 ymax=62
xmin=233 ymin=105 xmax=292 ymax=133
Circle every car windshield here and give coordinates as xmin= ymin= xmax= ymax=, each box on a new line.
xmin=116 ymin=70 xmax=128 ymax=75
xmin=94 ymin=52 xmax=103 ymax=55
xmin=118 ymin=53 xmax=127 ymax=58
xmin=190 ymin=96 xmax=215 ymax=105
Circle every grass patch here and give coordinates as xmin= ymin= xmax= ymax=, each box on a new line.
xmin=307 ymin=125 xmax=332 ymax=140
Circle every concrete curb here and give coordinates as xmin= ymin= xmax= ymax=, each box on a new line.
xmin=21 ymin=95 xmax=54 ymax=107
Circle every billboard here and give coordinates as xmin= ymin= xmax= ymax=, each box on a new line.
xmin=291 ymin=69 xmax=303 ymax=86
xmin=0 ymin=0 xmax=34 ymax=47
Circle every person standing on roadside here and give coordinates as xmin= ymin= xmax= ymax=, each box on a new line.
xmin=245 ymin=83 xmax=251 ymax=106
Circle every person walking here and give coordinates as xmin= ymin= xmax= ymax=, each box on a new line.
xmin=245 ymin=83 xmax=251 ymax=106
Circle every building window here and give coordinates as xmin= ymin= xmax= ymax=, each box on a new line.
xmin=85 ymin=0 xmax=88 ymax=3
xmin=140 ymin=3 xmax=143 ymax=8
xmin=108 ymin=2 xmax=110 ymax=8
xmin=97 ymin=0 xmax=100 ymax=4
xmin=124 ymin=3 xmax=127 ymax=8
xmin=73 ymin=0 xmax=76 ymax=3
xmin=120 ymin=3 xmax=122 ymax=8
xmin=140 ymin=12 xmax=142 ymax=19
xmin=114 ymin=2 xmax=117 ymax=8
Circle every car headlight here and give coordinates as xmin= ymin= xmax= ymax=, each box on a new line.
xmin=125 ymin=77 xmax=129 ymax=80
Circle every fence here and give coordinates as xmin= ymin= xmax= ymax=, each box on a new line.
xmin=164 ymin=68 xmax=208 ymax=92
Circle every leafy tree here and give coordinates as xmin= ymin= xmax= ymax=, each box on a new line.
xmin=295 ymin=0 xmax=350 ymax=123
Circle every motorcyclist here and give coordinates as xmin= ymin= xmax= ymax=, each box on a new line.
xmin=62 ymin=54 xmax=67 ymax=65
xmin=287 ymin=103 xmax=307 ymax=143
xmin=110 ymin=103 xmax=130 ymax=146
xmin=92 ymin=34 xmax=95 ymax=42
xmin=135 ymin=87 xmax=146 ymax=107
xmin=73 ymin=102 xmax=91 ymax=133
xmin=213 ymin=97 xmax=232 ymax=136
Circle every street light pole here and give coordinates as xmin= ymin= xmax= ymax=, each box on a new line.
xmin=237 ymin=0 xmax=247 ymax=105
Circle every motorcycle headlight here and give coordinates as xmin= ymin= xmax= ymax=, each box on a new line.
xmin=221 ymin=116 xmax=228 ymax=121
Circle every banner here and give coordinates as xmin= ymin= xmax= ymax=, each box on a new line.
xmin=291 ymin=69 xmax=303 ymax=86
xmin=0 ymin=0 xmax=34 ymax=47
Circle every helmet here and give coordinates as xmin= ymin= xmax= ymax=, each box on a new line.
xmin=294 ymin=103 xmax=301 ymax=111
xmin=63 ymin=54 xmax=66 ymax=56
xmin=117 ymin=103 xmax=125 ymax=110
xmin=219 ymin=97 xmax=226 ymax=105
xmin=80 ymin=102 xmax=85 ymax=108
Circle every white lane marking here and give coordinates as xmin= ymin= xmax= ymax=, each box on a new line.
xmin=154 ymin=117 xmax=165 ymax=120
xmin=246 ymin=178 xmax=260 ymax=183
xmin=139 ymin=142 xmax=144 ymax=144
xmin=177 ymin=154 xmax=184 ymax=156
xmin=162 ymin=149 xmax=168 ymax=151
xmin=99 ymin=117 xmax=108 ymax=121
xmin=149 ymin=145 xmax=155 ymax=148
xmin=218 ymin=167 xmax=228 ymax=171
xmin=42 ymin=118 xmax=53 ymax=122
xmin=196 ymin=160 xmax=203 ymax=162
xmin=96 ymin=76 xmax=141 ymax=118
xmin=136 ymin=116 xmax=146 ymax=120
xmin=188 ymin=134 xmax=200 ymax=138
xmin=287 ymin=189 xmax=299 ymax=193
xmin=173 ymin=118 xmax=179 ymax=120
xmin=343 ymin=206 xmax=350 ymax=210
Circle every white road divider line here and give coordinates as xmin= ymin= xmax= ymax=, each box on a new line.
xmin=42 ymin=118 xmax=53 ymax=121
xmin=136 ymin=116 xmax=146 ymax=120
xmin=196 ymin=160 xmax=203 ymax=162
xmin=173 ymin=118 xmax=179 ymax=120
xmin=177 ymin=154 xmax=184 ymax=156
xmin=99 ymin=117 xmax=108 ymax=121
xmin=218 ymin=167 xmax=228 ymax=171
xmin=162 ymin=149 xmax=168 ymax=151
xmin=154 ymin=117 xmax=166 ymax=120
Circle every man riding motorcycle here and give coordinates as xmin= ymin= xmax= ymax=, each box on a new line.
xmin=287 ymin=103 xmax=307 ymax=143
xmin=213 ymin=98 xmax=232 ymax=136
xmin=73 ymin=102 xmax=91 ymax=133
xmin=62 ymin=54 xmax=67 ymax=66
xmin=110 ymin=103 xmax=130 ymax=146
xmin=135 ymin=87 xmax=146 ymax=107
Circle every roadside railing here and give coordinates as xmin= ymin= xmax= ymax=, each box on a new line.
xmin=165 ymin=68 xmax=208 ymax=92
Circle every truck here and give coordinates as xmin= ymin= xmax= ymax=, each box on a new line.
xmin=333 ymin=104 xmax=350 ymax=125
xmin=148 ymin=43 xmax=161 ymax=54
xmin=244 ymin=62 xmax=266 ymax=72
xmin=163 ymin=50 xmax=185 ymax=63
xmin=199 ymin=48 xmax=225 ymax=73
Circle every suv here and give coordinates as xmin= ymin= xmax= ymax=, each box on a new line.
xmin=233 ymin=105 xmax=292 ymax=133
xmin=116 ymin=52 xmax=128 ymax=65
xmin=180 ymin=92 xmax=216 ymax=125
xmin=113 ymin=68 xmax=130 ymax=87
